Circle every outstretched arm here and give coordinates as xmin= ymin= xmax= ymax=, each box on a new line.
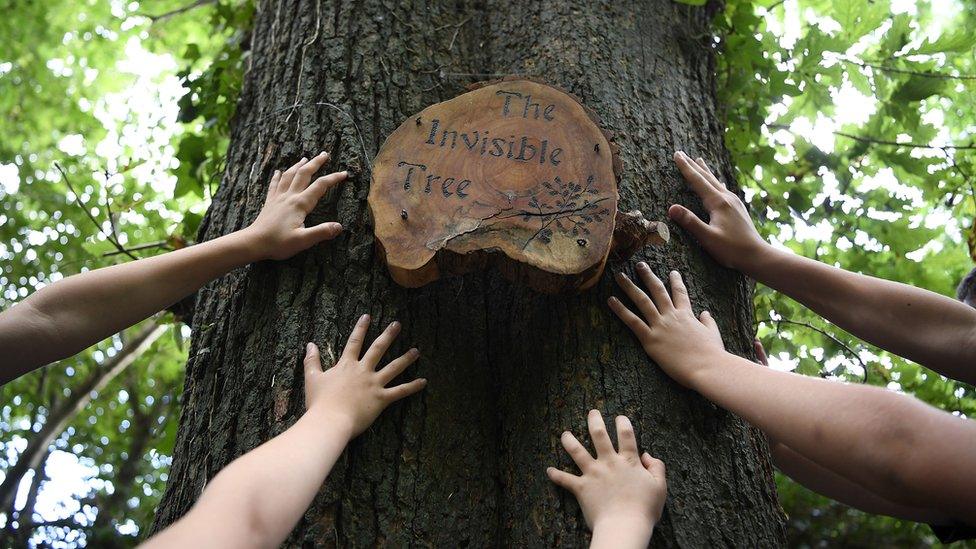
xmin=667 ymin=151 xmax=976 ymax=384
xmin=752 ymin=340 xmax=949 ymax=524
xmin=769 ymin=438 xmax=948 ymax=524
xmin=548 ymin=410 xmax=667 ymax=549
xmin=142 ymin=315 xmax=426 ymax=549
xmin=0 ymin=154 xmax=347 ymax=384
xmin=609 ymin=265 xmax=976 ymax=524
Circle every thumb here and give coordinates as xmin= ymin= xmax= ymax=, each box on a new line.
xmin=668 ymin=204 xmax=711 ymax=242
xmin=303 ymin=342 xmax=322 ymax=376
xmin=699 ymin=310 xmax=718 ymax=331
xmin=753 ymin=338 xmax=769 ymax=367
xmin=302 ymin=222 xmax=343 ymax=245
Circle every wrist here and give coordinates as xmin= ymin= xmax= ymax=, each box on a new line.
xmin=234 ymin=225 xmax=272 ymax=263
xmin=305 ymin=403 xmax=357 ymax=442
xmin=591 ymin=514 xmax=654 ymax=549
xmin=735 ymin=240 xmax=779 ymax=280
xmin=684 ymin=348 xmax=731 ymax=394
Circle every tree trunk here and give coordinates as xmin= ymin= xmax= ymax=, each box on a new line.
xmin=154 ymin=1 xmax=786 ymax=546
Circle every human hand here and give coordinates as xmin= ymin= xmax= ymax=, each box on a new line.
xmin=303 ymin=314 xmax=426 ymax=437
xmin=548 ymin=410 xmax=666 ymax=547
xmin=608 ymin=263 xmax=727 ymax=390
xmin=667 ymin=151 xmax=769 ymax=272
xmin=753 ymin=339 xmax=768 ymax=366
xmin=245 ymin=152 xmax=348 ymax=261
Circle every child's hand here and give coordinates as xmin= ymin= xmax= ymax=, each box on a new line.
xmin=303 ymin=314 xmax=426 ymax=437
xmin=608 ymin=263 xmax=727 ymax=390
xmin=667 ymin=152 xmax=770 ymax=272
xmin=245 ymin=152 xmax=349 ymax=261
xmin=547 ymin=410 xmax=666 ymax=547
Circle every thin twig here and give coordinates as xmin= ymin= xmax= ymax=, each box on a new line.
xmin=103 ymin=240 xmax=173 ymax=257
xmin=769 ymin=124 xmax=976 ymax=151
xmin=54 ymin=163 xmax=138 ymax=261
xmin=769 ymin=318 xmax=869 ymax=383
xmin=140 ymin=0 xmax=216 ymax=24
xmin=840 ymin=57 xmax=976 ymax=81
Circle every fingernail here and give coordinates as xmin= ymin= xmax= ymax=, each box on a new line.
xmin=410 ymin=347 xmax=420 ymax=356
xmin=697 ymin=157 xmax=704 ymax=163
xmin=562 ymin=431 xmax=571 ymax=437
xmin=359 ymin=313 xmax=369 ymax=323
xmin=342 ymin=170 xmax=350 ymax=177
xmin=589 ymin=409 xmax=599 ymax=415
xmin=320 ymin=151 xmax=328 ymax=156
xmin=300 ymin=156 xmax=307 ymax=162
xmin=607 ymin=296 xmax=618 ymax=305
xmin=390 ymin=320 xmax=401 ymax=330
xmin=306 ymin=342 xmax=315 ymax=353
xmin=670 ymin=270 xmax=679 ymax=277
xmin=616 ymin=271 xmax=628 ymax=279
xmin=418 ymin=378 xmax=428 ymax=385
xmin=637 ymin=261 xmax=648 ymax=270
xmin=273 ymin=169 xmax=280 ymax=176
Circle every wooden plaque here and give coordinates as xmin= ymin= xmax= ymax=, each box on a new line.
xmin=369 ymin=79 xmax=665 ymax=293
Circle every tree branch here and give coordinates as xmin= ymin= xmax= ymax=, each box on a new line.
xmin=769 ymin=318 xmax=869 ymax=383
xmin=54 ymin=163 xmax=138 ymax=261
xmin=840 ymin=57 xmax=976 ymax=81
xmin=140 ymin=0 xmax=217 ymax=24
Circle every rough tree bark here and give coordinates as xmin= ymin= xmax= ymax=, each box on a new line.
xmin=154 ymin=1 xmax=786 ymax=546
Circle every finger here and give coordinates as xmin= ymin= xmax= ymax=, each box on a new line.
xmin=378 ymin=348 xmax=420 ymax=385
xmin=383 ymin=377 xmax=427 ymax=402
xmin=615 ymin=415 xmax=639 ymax=457
xmin=695 ymin=157 xmax=727 ymax=191
xmin=754 ymin=338 xmax=769 ymax=367
xmin=642 ymin=452 xmax=666 ymax=476
xmin=587 ymin=409 xmax=615 ymax=458
xmin=615 ymin=270 xmax=660 ymax=322
xmin=291 ymin=151 xmax=330 ymax=192
xmin=699 ymin=310 xmax=718 ymax=331
xmin=607 ymin=296 xmax=651 ymax=341
xmin=674 ymin=150 xmax=722 ymax=200
xmin=560 ymin=431 xmax=594 ymax=471
xmin=362 ymin=321 xmax=401 ymax=368
xmin=667 ymin=204 xmax=713 ymax=243
xmin=635 ymin=264 xmax=674 ymax=313
xmin=303 ymin=342 xmax=323 ymax=376
xmin=279 ymin=157 xmax=309 ymax=192
xmin=300 ymin=171 xmax=348 ymax=208
xmin=668 ymin=271 xmax=691 ymax=310
xmin=266 ymin=170 xmax=282 ymax=200
xmin=341 ymin=314 xmax=370 ymax=361
xmin=546 ymin=467 xmax=581 ymax=493
xmin=300 ymin=222 xmax=343 ymax=246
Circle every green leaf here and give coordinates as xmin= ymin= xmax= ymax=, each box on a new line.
xmin=913 ymin=29 xmax=976 ymax=55
xmin=672 ymin=0 xmax=706 ymax=5
xmin=890 ymin=75 xmax=946 ymax=102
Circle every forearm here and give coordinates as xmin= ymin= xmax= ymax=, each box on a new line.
xmin=590 ymin=517 xmax=654 ymax=549
xmin=690 ymin=351 xmax=976 ymax=515
xmin=746 ymin=247 xmax=976 ymax=382
xmin=152 ymin=407 xmax=352 ymax=548
xmin=768 ymin=439 xmax=947 ymax=523
xmin=0 ymin=229 xmax=261 ymax=380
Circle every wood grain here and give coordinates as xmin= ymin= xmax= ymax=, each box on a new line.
xmin=369 ymin=79 xmax=620 ymax=293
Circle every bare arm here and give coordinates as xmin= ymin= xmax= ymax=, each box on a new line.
xmin=0 ymin=153 xmax=346 ymax=384
xmin=667 ymin=151 xmax=976 ymax=383
xmin=768 ymin=439 xmax=949 ymax=524
xmin=609 ymin=265 xmax=976 ymax=524
xmin=142 ymin=315 xmax=427 ymax=549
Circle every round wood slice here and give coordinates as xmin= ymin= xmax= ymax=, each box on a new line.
xmin=368 ymin=79 xmax=621 ymax=293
